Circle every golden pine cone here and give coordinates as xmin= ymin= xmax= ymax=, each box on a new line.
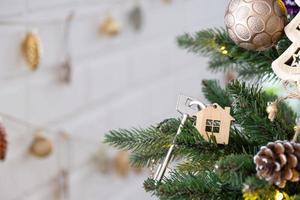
xmin=254 ymin=141 xmax=300 ymax=188
xmin=21 ymin=32 xmax=41 ymax=71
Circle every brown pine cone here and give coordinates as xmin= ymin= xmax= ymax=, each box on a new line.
xmin=0 ymin=122 xmax=7 ymax=160
xmin=254 ymin=141 xmax=300 ymax=188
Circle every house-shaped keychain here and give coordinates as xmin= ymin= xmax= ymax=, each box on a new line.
xmin=195 ymin=104 xmax=234 ymax=144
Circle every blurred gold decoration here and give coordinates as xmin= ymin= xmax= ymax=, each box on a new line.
xmin=21 ymin=31 xmax=41 ymax=71
xmin=266 ymin=101 xmax=278 ymax=122
xmin=93 ymin=146 xmax=111 ymax=174
xmin=100 ymin=16 xmax=121 ymax=36
xmin=0 ymin=122 xmax=7 ymax=161
xmin=29 ymin=131 xmax=53 ymax=158
xmin=114 ymin=151 xmax=130 ymax=177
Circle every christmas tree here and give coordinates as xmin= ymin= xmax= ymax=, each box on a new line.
xmin=105 ymin=0 xmax=300 ymax=199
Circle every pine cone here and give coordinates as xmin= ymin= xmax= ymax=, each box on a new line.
xmin=254 ymin=141 xmax=300 ymax=188
xmin=0 ymin=122 xmax=7 ymax=160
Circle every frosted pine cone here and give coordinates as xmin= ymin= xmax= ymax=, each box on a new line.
xmin=0 ymin=122 xmax=7 ymax=160
xmin=254 ymin=141 xmax=300 ymax=188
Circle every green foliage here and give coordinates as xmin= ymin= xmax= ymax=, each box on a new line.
xmin=104 ymin=18 xmax=300 ymax=199
xmin=104 ymin=80 xmax=297 ymax=199
xmin=144 ymin=171 xmax=242 ymax=200
xmin=177 ymin=29 xmax=291 ymax=80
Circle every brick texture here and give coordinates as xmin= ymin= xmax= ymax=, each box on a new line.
xmin=0 ymin=0 xmax=226 ymax=199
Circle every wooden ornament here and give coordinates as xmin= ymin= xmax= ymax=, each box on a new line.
xmin=128 ymin=4 xmax=143 ymax=31
xmin=21 ymin=31 xmax=41 ymax=71
xmin=29 ymin=131 xmax=53 ymax=158
xmin=272 ymin=43 xmax=300 ymax=81
xmin=93 ymin=147 xmax=111 ymax=174
xmin=195 ymin=104 xmax=234 ymax=144
xmin=114 ymin=151 xmax=130 ymax=177
xmin=59 ymin=59 xmax=72 ymax=83
xmin=0 ymin=122 xmax=7 ymax=161
xmin=100 ymin=16 xmax=121 ymax=36
xmin=285 ymin=12 xmax=300 ymax=43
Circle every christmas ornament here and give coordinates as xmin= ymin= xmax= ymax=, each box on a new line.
xmin=0 ymin=122 xmax=7 ymax=160
xmin=21 ymin=31 xmax=41 ymax=71
xmin=195 ymin=103 xmax=234 ymax=144
xmin=59 ymin=12 xmax=74 ymax=84
xmin=128 ymin=4 xmax=143 ymax=31
xmin=266 ymin=101 xmax=278 ymax=122
xmin=284 ymin=11 xmax=300 ymax=43
xmin=100 ymin=16 xmax=121 ymax=36
xmin=58 ymin=58 xmax=72 ymax=83
xmin=92 ymin=146 xmax=111 ymax=174
xmin=29 ymin=131 xmax=53 ymax=158
xmin=154 ymin=95 xmax=206 ymax=182
xmin=254 ymin=140 xmax=300 ymax=188
xmin=283 ymin=0 xmax=300 ymax=15
xmin=225 ymin=0 xmax=287 ymax=51
xmin=114 ymin=151 xmax=130 ymax=177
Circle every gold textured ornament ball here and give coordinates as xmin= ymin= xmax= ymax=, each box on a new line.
xmin=225 ymin=0 xmax=287 ymax=51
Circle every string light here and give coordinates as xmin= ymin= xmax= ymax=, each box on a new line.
xmin=219 ymin=46 xmax=228 ymax=55
xmin=275 ymin=190 xmax=285 ymax=200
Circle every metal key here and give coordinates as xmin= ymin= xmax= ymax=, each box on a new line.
xmin=153 ymin=94 xmax=206 ymax=182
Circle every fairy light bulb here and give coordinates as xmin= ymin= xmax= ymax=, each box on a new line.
xmin=275 ymin=191 xmax=284 ymax=200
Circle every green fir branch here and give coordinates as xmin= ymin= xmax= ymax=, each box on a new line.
xmin=144 ymin=171 xmax=242 ymax=200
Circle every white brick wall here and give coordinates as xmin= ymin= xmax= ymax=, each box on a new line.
xmin=0 ymin=0 xmax=227 ymax=199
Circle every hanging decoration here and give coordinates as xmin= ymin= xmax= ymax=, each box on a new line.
xmin=128 ymin=2 xmax=143 ymax=31
xmin=0 ymin=122 xmax=7 ymax=160
xmin=195 ymin=103 xmax=234 ymax=145
xmin=224 ymin=0 xmax=287 ymax=51
xmin=58 ymin=12 xmax=74 ymax=84
xmin=29 ymin=131 xmax=53 ymax=158
xmin=92 ymin=146 xmax=111 ymax=174
xmin=100 ymin=16 xmax=121 ymax=36
xmin=114 ymin=151 xmax=130 ymax=177
xmin=272 ymin=2 xmax=300 ymax=82
xmin=254 ymin=140 xmax=300 ymax=188
xmin=254 ymin=118 xmax=300 ymax=188
xmin=21 ymin=31 xmax=42 ymax=71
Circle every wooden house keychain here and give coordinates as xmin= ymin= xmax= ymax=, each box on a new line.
xmin=153 ymin=95 xmax=234 ymax=182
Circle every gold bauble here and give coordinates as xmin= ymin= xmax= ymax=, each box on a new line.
xmin=114 ymin=151 xmax=130 ymax=177
xmin=100 ymin=16 xmax=121 ymax=36
xmin=225 ymin=0 xmax=287 ymax=51
xmin=21 ymin=32 xmax=41 ymax=71
xmin=29 ymin=132 xmax=53 ymax=158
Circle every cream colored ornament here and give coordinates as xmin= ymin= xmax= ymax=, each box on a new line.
xmin=272 ymin=2 xmax=300 ymax=81
xmin=21 ymin=31 xmax=41 ymax=71
xmin=284 ymin=12 xmax=300 ymax=43
xmin=29 ymin=131 xmax=53 ymax=158
xmin=114 ymin=151 xmax=130 ymax=177
xmin=224 ymin=0 xmax=287 ymax=51
xmin=195 ymin=104 xmax=234 ymax=144
xmin=100 ymin=16 xmax=121 ymax=36
xmin=272 ymin=43 xmax=300 ymax=81
xmin=92 ymin=147 xmax=111 ymax=174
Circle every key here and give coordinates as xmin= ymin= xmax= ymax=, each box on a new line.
xmin=153 ymin=94 xmax=206 ymax=182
